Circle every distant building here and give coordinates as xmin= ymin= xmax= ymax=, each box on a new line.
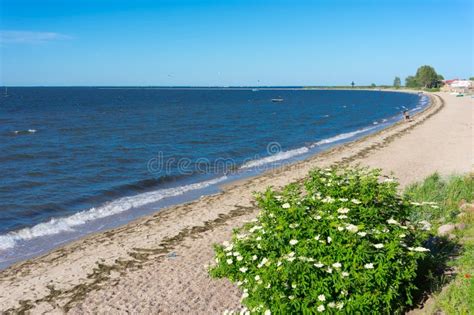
xmin=441 ymin=79 xmax=473 ymax=93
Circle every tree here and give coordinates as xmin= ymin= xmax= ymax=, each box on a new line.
xmin=405 ymin=75 xmax=418 ymax=88
xmin=393 ymin=77 xmax=401 ymax=88
xmin=415 ymin=65 xmax=439 ymax=88
xmin=371 ymin=83 xmax=376 ymax=88
xmin=351 ymin=81 xmax=355 ymax=88
xmin=469 ymin=77 xmax=474 ymax=81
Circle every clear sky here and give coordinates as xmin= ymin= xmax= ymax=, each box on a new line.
xmin=0 ymin=0 xmax=472 ymax=86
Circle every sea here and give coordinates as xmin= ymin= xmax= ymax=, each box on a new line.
xmin=0 ymin=87 xmax=429 ymax=269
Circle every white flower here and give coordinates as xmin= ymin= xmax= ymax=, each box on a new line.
xmin=328 ymin=302 xmax=336 ymax=308
xmin=340 ymin=290 xmax=347 ymax=296
xmin=288 ymin=295 xmax=295 ymax=300
xmin=264 ymin=310 xmax=271 ymax=315
xmin=336 ymin=302 xmax=344 ymax=310
xmin=252 ymin=255 xmax=258 ymax=261
xmin=364 ymin=263 xmax=374 ymax=269
xmin=291 ymin=283 xmax=297 ymax=289
xmin=318 ymin=294 xmax=326 ymax=301
xmin=314 ymin=235 xmax=320 ymax=240
xmin=339 ymin=198 xmax=348 ymax=202
xmin=337 ymin=226 xmax=344 ymax=231
xmin=409 ymin=246 xmax=430 ymax=252
xmin=215 ymin=258 xmax=219 ymax=263
xmin=337 ymin=207 xmax=350 ymax=214
xmin=327 ymin=236 xmax=332 ymax=243
xmin=314 ymin=215 xmax=322 ymax=220
xmin=289 ymin=223 xmax=299 ymax=229
xmin=222 ymin=241 xmax=230 ymax=247
xmin=346 ymin=224 xmax=359 ymax=233
xmin=258 ymin=257 xmax=269 ymax=268
xmin=277 ymin=261 xmax=282 ymax=267
xmin=227 ymin=259 xmax=233 ymax=264
xmin=286 ymin=257 xmax=296 ymax=262
xmin=322 ymin=196 xmax=335 ymax=203
xmin=314 ymin=262 xmax=324 ymax=268
xmin=387 ymin=218 xmax=399 ymax=225
xmin=418 ymin=220 xmax=431 ymax=230
xmin=256 ymin=236 xmax=262 ymax=241
xmin=233 ymin=252 xmax=240 ymax=256
xmin=332 ymin=262 xmax=342 ymax=268
xmin=357 ymin=231 xmax=367 ymax=237
xmin=255 ymin=275 xmax=260 ymax=281
xmin=239 ymin=267 xmax=248 ymax=273
xmin=338 ymin=215 xmax=348 ymax=219
xmin=399 ymin=233 xmax=406 ymax=238
xmin=224 ymin=244 xmax=234 ymax=252
xmin=282 ymin=203 xmax=290 ymax=209
xmin=326 ymin=267 xmax=333 ymax=273
xmin=317 ymin=305 xmax=325 ymax=312
xmin=384 ymin=178 xmax=395 ymax=183
xmin=242 ymin=292 xmax=249 ymax=299
xmin=351 ymin=199 xmax=361 ymax=204
xmin=265 ymin=283 xmax=271 ymax=289
xmin=289 ymin=239 xmax=299 ymax=246
xmin=237 ymin=256 xmax=243 ymax=261
xmin=341 ymin=271 xmax=349 ymax=277
xmin=373 ymin=243 xmax=384 ymax=249
xmin=275 ymin=195 xmax=282 ymax=201
xmin=237 ymin=233 xmax=247 ymax=240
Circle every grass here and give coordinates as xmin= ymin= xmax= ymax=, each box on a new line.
xmin=404 ymin=173 xmax=474 ymax=314
xmin=404 ymin=173 xmax=474 ymax=227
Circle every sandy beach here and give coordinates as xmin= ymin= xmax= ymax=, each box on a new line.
xmin=0 ymin=92 xmax=472 ymax=314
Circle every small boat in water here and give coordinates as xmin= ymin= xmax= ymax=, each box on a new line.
xmin=271 ymin=98 xmax=284 ymax=102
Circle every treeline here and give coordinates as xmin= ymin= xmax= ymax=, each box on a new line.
xmin=395 ymin=65 xmax=444 ymax=89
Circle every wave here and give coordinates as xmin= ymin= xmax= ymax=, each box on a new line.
xmin=240 ymin=147 xmax=310 ymax=169
xmin=13 ymin=129 xmax=36 ymax=135
xmin=0 ymin=175 xmax=227 ymax=251
xmin=311 ymin=125 xmax=378 ymax=147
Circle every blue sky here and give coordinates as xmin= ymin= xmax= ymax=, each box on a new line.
xmin=0 ymin=0 xmax=472 ymax=86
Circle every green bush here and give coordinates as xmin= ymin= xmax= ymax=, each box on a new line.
xmin=210 ymin=167 xmax=431 ymax=314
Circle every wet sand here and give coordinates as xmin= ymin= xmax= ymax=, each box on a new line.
xmin=0 ymin=92 xmax=472 ymax=314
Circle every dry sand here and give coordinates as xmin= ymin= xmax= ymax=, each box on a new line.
xmin=0 ymin=92 xmax=472 ymax=314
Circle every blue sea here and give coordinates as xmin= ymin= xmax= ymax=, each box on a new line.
xmin=0 ymin=87 xmax=428 ymax=268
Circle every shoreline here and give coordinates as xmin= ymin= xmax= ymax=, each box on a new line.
xmin=1 ymin=92 xmax=472 ymax=313
xmin=0 ymin=88 xmax=426 ymax=268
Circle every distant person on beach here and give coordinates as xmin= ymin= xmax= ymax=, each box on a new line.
xmin=403 ymin=110 xmax=411 ymax=121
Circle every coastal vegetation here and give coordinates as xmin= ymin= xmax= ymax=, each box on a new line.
xmin=393 ymin=77 xmax=401 ymax=89
xmin=210 ymin=169 xmax=474 ymax=313
xmin=210 ymin=167 xmax=435 ymax=313
xmin=405 ymin=65 xmax=443 ymax=89
xmin=404 ymin=173 xmax=474 ymax=314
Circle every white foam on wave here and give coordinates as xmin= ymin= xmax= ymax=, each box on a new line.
xmin=0 ymin=175 xmax=227 ymax=251
xmin=311 ymin=125 xmax=378 ymax=147
xmin=240 ymin=147 xmax=310 ymax=169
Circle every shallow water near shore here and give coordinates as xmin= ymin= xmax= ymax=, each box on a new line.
xmin=0 ymin=88 xmax=428 ymax=268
